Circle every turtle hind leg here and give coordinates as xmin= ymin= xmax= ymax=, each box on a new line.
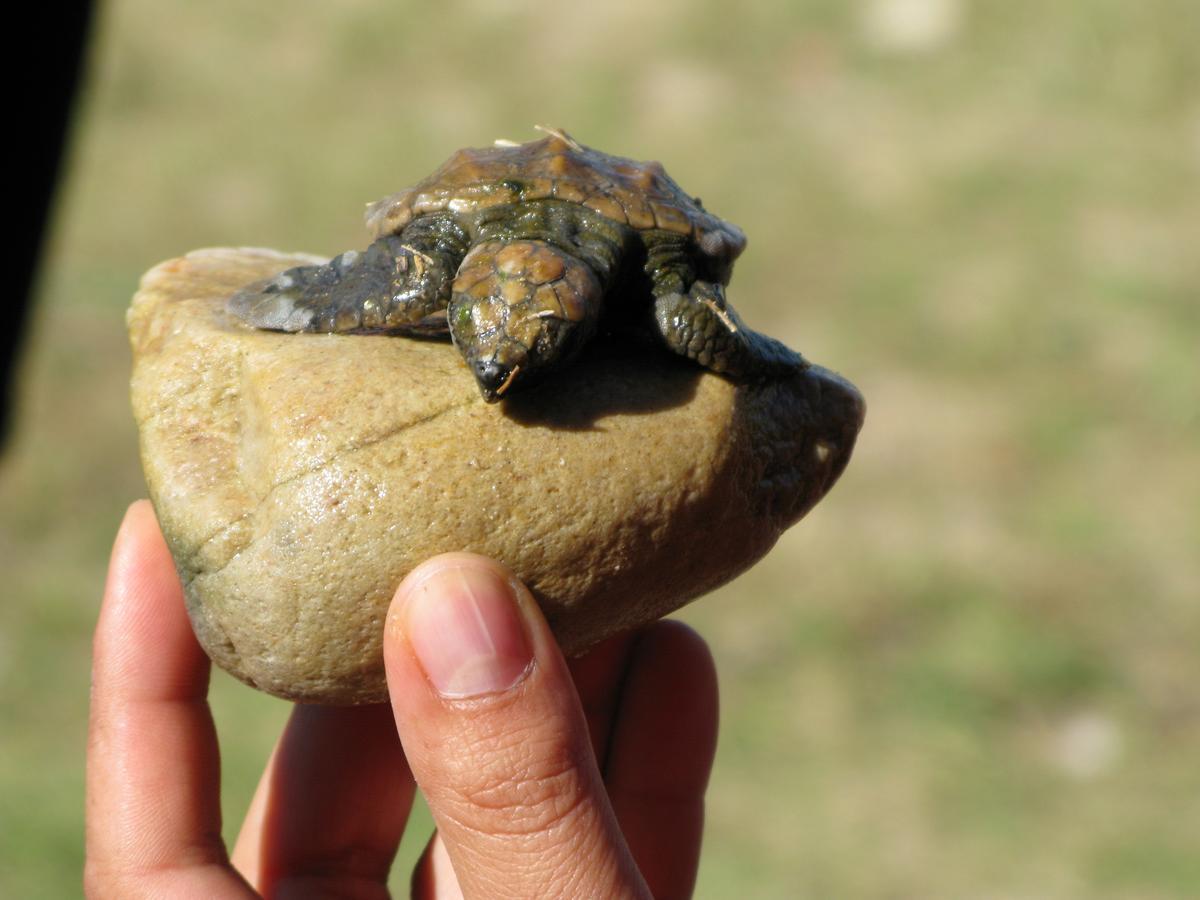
xmin=229 ymin=219 xmax=467 ymax=335
xmin=651 ymin=280 xmax=808 ymax=378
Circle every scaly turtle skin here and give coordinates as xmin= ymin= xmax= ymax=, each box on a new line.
xmin=230 ymin=127 xmax=806 ymax=401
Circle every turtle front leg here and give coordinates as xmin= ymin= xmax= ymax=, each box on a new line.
xmin=228 ymin=214 xmax=468 ymax=335
xmin=651 ymin=279 xmax=808 ymax=378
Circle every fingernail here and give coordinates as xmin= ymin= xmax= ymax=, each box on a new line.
xmin=402 ymin=563 xmax=534 ymax=698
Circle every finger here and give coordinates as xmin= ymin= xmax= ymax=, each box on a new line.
xmin=384 ymin=553 xmax=651 ymax=899
xmin=231 ymin=703 xmax=414 ymax=897
xmin=410 ymin=832 xmax=463 ymax=900
xmin=410 ymin=636 xmax=639 ymax=900
xmin=566 ymin=631 xmax=639 ymax=764
xmin=85 ymin=501 xmax=254 ymax=897
xmin=604 ymin=621 xmax=719 ymax=899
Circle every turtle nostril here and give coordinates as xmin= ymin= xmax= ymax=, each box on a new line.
xmin=472 ymin=358 xmax=514 ymax=401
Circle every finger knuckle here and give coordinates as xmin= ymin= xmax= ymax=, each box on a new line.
xmin=82 ymin=860 xmax=147 ymax=899
xmin=437 ymin=726 xmax=593 ymax=838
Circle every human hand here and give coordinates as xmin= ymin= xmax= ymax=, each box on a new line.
xmin=86 ymin=501 xmax=719 ymax=898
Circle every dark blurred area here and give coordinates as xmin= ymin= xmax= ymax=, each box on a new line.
xmin=4 ymin=4 xmax=94 ymax=448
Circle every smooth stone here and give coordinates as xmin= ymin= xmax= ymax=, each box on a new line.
xmin=128 ymin=248 xmax=865 ymax=704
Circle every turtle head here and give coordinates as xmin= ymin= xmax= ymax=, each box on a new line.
xmin=451 ymin=294 xmax=596 ymax=403
xmin=449 ymin=240 xmax=603 ymax=403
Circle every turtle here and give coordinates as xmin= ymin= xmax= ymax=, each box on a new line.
xmin=229 ymin=126 xmax=807 ymax=401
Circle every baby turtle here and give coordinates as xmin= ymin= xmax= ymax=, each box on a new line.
xmin=230 ymin=126 xmax=806 ymax=401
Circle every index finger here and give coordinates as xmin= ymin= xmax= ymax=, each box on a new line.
xmin=84 ymin=500 xmax=254 ymax=897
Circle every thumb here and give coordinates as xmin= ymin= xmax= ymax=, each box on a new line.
xmin=384 ymin=553 xmax=651 ymax=900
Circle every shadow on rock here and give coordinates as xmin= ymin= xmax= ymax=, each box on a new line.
xmin=501 ymin=341 xmax=702 ymax=430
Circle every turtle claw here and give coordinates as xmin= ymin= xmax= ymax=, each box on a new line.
xmin=229 ymin=276 xmax=319 ymax=332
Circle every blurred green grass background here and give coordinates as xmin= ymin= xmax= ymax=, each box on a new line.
xmin=2 ymin=0 xmax=1198 ymax=896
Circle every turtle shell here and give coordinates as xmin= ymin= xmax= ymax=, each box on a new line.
xmin=364 ymin=127 xmax=747 ymax=262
